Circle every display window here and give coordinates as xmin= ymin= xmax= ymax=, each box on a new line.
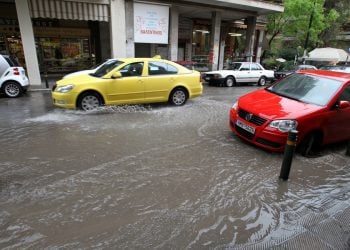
xmin=0 ymin=16 xmax=95 ymax=75
xmin=37 ymin=37 xmax=93 ymax=74
xmin=3 ymin=36 xmax=25 ymax=67
xmin=224 ymin=28 xmax=246 ymax=64
xmin=0 ymin=35 xmax=7 ymax=54
xmin=191 ymin=22 xmax=211 ymax=71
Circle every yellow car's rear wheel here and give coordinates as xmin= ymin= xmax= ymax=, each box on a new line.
xmin=169 ymin=87 xmax=188 ymax=106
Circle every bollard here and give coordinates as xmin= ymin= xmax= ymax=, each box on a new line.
xmin=279 ymin=130 xmax=298 ymax=181
xmin=346 ymin=141 xmax=350 ymax=156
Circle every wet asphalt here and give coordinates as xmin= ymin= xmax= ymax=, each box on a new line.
xmin=0 ymin=84 xmax=349 ymax=249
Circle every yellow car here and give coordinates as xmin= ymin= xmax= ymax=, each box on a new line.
xmin=52 ymin=58 xmax=203 ymax=110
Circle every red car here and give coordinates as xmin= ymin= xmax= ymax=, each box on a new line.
xmin=229 ymin=70 xmax=350 ymax=156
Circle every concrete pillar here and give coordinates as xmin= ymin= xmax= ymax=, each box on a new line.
xmin=209 ymin=11 xmax=221 ymax=71
xmin=255 ymin=30 xmax=265 ymax=63
xmin=169 ymin=7 xmax=179 ymax=61
xmin=244 ymin=16 xmax=257 ymax=62
xmin=15 ymin=0 xmax=41 ymax=87
xmin=219 ymin=25 xmax=229 ymax=70
xmin=125 ymin=0 xmax=135 ymax=58
xmin=110 ymin=0 xmax=126 ymax=58
xmin=186 ymin=19 xmax=193 ymax=61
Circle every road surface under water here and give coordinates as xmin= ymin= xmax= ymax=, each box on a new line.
xmin=0 ymin=86 xmax=349 ymax=249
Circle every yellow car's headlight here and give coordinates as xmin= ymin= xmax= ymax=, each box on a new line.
xmin=56 ymin=84 xmax=74 ymax=93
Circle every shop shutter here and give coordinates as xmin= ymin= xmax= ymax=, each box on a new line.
xmin=29 ymin=0 xmax=109 ymax=22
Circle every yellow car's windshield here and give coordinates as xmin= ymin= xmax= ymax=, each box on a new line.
xmin=91 ymin=60 xmax=124 ymax=77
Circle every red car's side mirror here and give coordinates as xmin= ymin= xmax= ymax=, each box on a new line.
xmin=338 ymin=100 xmax=350 ymax=109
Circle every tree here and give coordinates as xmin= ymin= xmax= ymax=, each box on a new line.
xmin=321 ymin=0 xmax=350 ymax=47
xmin=263 ymin=0 xmax=339 ymax=61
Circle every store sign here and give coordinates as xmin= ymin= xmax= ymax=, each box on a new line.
xmin=134 ymin=3 xmax=169 ymax=44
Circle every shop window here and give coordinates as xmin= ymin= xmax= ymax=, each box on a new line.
xmin=38 ymin=37 xmax=92 ymax=74
xmin=6 ymin=36 xmax=25 ymax=67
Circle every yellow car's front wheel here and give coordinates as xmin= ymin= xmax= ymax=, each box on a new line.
xmin=78 ymin=92 xmax=103 ymax=111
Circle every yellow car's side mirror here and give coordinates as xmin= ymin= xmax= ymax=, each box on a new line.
xmin=111 ymin=72 xmax=122 ymax=79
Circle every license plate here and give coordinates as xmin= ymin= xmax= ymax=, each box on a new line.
xmin=236 ymin=119 xmax=255 ymax=134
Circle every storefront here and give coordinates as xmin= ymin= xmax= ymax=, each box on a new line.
xmin=7 ymin=0 xmax=282 ymax=87
xmin=0 ymin=2 xmax=105 ymax=78
xmin=0 ymin=20 xmax=96 ymax=77
xmin=34 ymin=24 xmax=93 ymax=74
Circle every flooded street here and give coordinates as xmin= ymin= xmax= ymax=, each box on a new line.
xmin=0 ymin=86 xmax=349 ymax=249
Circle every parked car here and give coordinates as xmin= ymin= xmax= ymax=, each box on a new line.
xmin=63 ymin=58 xmax=116 ymax=79
xmin=318 ymin=65 xmax=350 ymax=73
xmin=229 ymin=70 xmax=350 ymax=156
xmin=52 ymin=57 xmax=203 ymax=111
xmin=0 ymin=54 xmax=29 ymax=97
xmin=274 ymin=64 xmax=317 ymax=80
xmin=203 ymin=62 xmax=275 ymax=87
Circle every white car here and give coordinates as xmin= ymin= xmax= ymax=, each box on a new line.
xmin=203 ymin=62 xmax=275 ymax=87
xmin=0 ymin=54 xmax=29 ymax=97
xmin=319 ymin=65 xmax=350 ymax=73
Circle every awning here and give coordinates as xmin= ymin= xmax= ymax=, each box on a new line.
xmin=305 ymin=47 xmax=349 ymax=62
xmin=28 ymin=0 xmax=109 ymax=22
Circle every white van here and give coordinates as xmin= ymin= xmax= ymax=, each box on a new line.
xmin=0 ymin=54 xmax=29 ymax=97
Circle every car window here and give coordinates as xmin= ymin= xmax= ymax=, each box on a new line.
xmin=4 ymin=55 xmax=20 ymax=67
xmin=228 ymin=63 xmax=242 ymax=70
xmin=339 ymin=85 xmax=350 ymax=102
xmin=267 ymin=73 xmax=343 ymax=106
xmin=298 ymin=65 xmax=316 ymax=70
xmin=251 ymin=64 xmax=261 ymax=70
xmin=119 ymin=62 xmax=144 ymax=77
xmin=148 ymin=61 xmax=178 ymax=75
xmin=240 ymin=64 xmax=250 ymax=71
xmin=92 ymin=60 xmax=124 ymax=77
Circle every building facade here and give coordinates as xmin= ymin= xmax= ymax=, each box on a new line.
xmin=0 ymin=0 xmax=283 ymax=87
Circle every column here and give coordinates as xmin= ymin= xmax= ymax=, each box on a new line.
xmin=186 ymin=19 xmax=193 ymax=61
xmin=110 ymin=0 xmax=126 ymax=58
xmin=15 ymin=0 xmax=41 ymax=87
xmin=209 ymin=11 xmax=221 ymax=71
xmin=169 ymin=7 xmax=179 ymax=61
xmin=219 ymin=25 xmax=229 ymax=70
xmin=255 ymin=30 xmax=265 ymax=63
xmin=125 ymin=0 xmax=135 ymax=58
xmin=244 ymin=16 xmax=257 ymax=62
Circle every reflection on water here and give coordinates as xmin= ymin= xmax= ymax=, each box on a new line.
xmin=0 ymin=91 xmax=349 ymax=249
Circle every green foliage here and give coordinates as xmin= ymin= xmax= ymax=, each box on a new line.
xmin=277 ymin=48 xmax=297 ymax=61
xmin=264 ymin=0 xmax=345 ymax=59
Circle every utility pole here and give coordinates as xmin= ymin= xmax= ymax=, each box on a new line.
xmin=303 ymin=0 xmax=317 ymax=63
